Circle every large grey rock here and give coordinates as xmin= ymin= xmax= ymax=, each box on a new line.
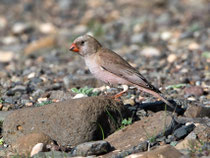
xmin=3 ymin=96 xmax=129 ymax=146
xmin=71 ymin=140 xmax=111 ymax=156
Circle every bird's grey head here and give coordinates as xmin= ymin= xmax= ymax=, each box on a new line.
xmin=69 ymin=35 xmax=101 ymax=57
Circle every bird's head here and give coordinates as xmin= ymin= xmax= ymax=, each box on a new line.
xmin=69 ymin=35 xmax=101 ymax=57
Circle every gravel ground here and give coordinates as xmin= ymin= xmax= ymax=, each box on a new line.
xmin=0 ymin=0 xmax=209 ymax=157
xmin=0 ymin=0 xmax=209 ymax=109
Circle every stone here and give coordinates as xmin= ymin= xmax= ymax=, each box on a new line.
xmin=105 ymin=111 xmax=172 ymax=151
xmin=11 ymin=133 xmax=53 ymax=156
xmin=173 ymin=124 xmax=195 ymax=140
xmin=32 ymin=89 xmax=45 ymax=99
xmin=140 ymin=47 xmax=161 ymax=58
xmin=27 ymin=72 xmax=36 ymax=79
xmin=131 ymin=145 xmax=183 ymax=158
xmin=188 ymin=42 xmax=200 ymax=50
xmin=0 ymin=16 xmax=7 ymax=29
xmin=11 ymin=85 xmax=26 ymax=93
xmin=123 ymin=98 xmax=135 ymax=106
xmin=73 ymin=93 xmax=87 ymax=99
xmin=0 ymin=51 xmax=14 ymax=63
xmin=30 ymin=143 xmax=44 ymax=157
xmin=2 ymin=36 xmax=18 ymax=45
xmin=38 ymin=23 xmax=57 ymax=34
xmin=160 ymin=31 xmax=172 ymax=41
xmin=131 ymin=33 xmax=146 ymax=44
xmin=167 ymin=54 xmax=177 ymax=63
xmin=12 ymin=22 xmax=33 ymax=34
xmin=71 ymin=140 xmax=111 ymax=156
xmin=112 ymin=141 xmax=148 ymax=158
xmin=184 ymin=86 xmax=204 ymax=97
xmin=3 ymin=96 xmax=129 ymax=146
xmin=184 ymin=105 xmax=210 ymax=118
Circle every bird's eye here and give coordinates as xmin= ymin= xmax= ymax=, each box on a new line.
xmin=81 ymin=41 xmax=85 ymax=45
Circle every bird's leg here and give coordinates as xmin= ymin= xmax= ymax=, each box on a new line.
xmin=113 ymin=85 xmax=128 ymax=100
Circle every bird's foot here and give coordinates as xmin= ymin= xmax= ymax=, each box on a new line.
xmin=112 ymin=91 xmax=126 ymax=101
xmin=108 ymin=85 xmax=129 ymax=102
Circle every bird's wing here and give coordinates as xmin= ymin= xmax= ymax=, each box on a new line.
xmin=97 ymin=48 xmax=161 ymax=93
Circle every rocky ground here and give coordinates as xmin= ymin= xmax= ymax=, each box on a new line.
xmin=0 ymin=0 xmax=209 ymax=157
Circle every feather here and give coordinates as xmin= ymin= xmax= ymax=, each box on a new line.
xmin=97 ymin=48 xmax=161 ymax=93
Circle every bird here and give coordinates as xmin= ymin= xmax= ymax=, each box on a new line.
xmin=69 ymin=34 xmax=173 ymax=108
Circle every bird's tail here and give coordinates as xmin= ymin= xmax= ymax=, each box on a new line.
xmin=138 ymin=86 xmax=174 ymax=108
xmin=154 ymin=93 xmax=174 ymax=108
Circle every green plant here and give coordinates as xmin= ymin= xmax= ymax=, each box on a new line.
xmin=187 ymin=23 xmax=200 ymax=33
xmin=0 ymin=99 xmax=3 ymax=104
xmin=0 ymin=138 xmax=4 ymax=145
xmin=165 ymin=83 xmax=187 ymax=89
xmin=119 ymin=118 xmax=133 ymax=129
xmin=121 ymin=118 xmax=132 ymax=126
xmin=35 ymin=100 xmax=52 ymax=107
xmin=71 ymin=86 xmax=99 ymax=96
xmin=202 ymin=51 xmax=210 ymax=59
xmin=97 ymin=123 xmax=105 ymax=140
xmin=105 ymin=109 xmax=118 ymax=126
xmin=142 ymin=126 xmax=157 ymax=143
xmin=148 ymin=135 xmax=156 ymax=144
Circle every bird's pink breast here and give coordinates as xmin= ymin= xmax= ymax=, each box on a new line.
xmin=85 ymin=56 xmax=130 ymax=85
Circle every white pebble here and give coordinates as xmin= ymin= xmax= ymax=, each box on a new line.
xmin=160 ymin=31 xmax=172 ymax=41
xmin=73 ymin=93 xmax=87 ymax=99
xmin=39 ymin=23 xmax=56 ymax=34
xmin=0 ymin=51 xmax=14 ymax=63
xmin=30 ymin=143 xmax=44 ymax=157
xmin=167 ymin=54 xmax=177 ymax=63
xmin=27 ymin=72 xmax=36 ymax=79
xmin=140 ymin=47 xmax=161 ymax=57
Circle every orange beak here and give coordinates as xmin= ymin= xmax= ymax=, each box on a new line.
xmin=69 ymin=43 xmax=79 ymax=52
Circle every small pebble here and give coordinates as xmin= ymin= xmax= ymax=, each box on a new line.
xmin=188 ymin=42 xmax=200 ymax=50
xmin=73 ymin=93 xmax=87 ymax=99
xmin=2 ymin=36 xmax=18 ymax=45
xmin=123 ymin=98 xmax=135 ymax=106
xmin=37 ymin=98 xmax=48 ymax=103
xmin=0 ymin=51 xmax=14 ymax=63
xmin=184 ymin=86 xmax=204 ymax=96
xmin=0 ymin=103 xmax=3 ymax=110
xmin=12 ymin=22 xmax=32 ymax=34
xmin=167 ymin=54 xmax=177 ymax=63
xmin=160 ymin=31 xmax=172 ymax=41
xmin=30 ymin=143 xmax=44 ymax=157
xmin=0 ymin=16 xmax=7 ymax=29
xmin=140 ymin=47 xmax=161 ymax=57
xmin=27 ymin=72 xmax=36 ymax=79
xmin=39 ymin=23 xmax=56 ymax=34
xmin=187 ymin=97 xmax=196 ymax=101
